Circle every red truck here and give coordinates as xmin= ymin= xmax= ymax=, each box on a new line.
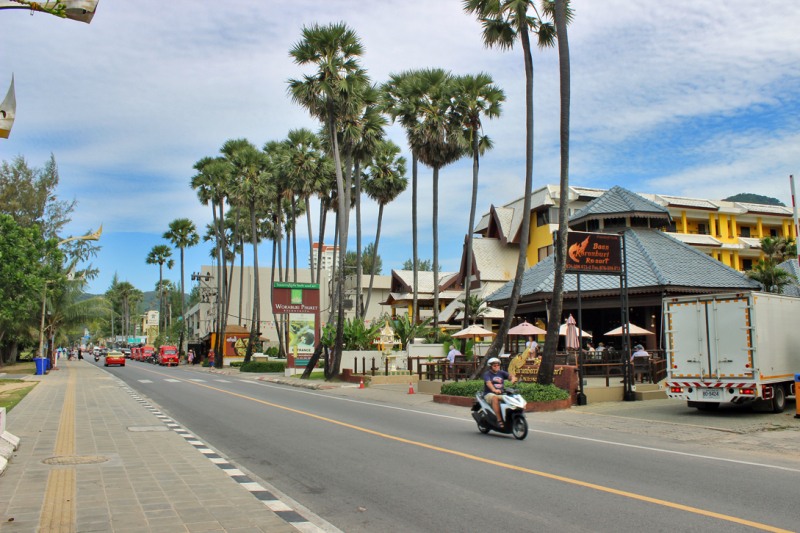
xmin=141 ymin=346 xmax=155 ymax=363
xmin=158 ymin=346 xmax=179 ymax=367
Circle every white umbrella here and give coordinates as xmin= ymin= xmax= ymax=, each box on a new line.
xmin=508 ymin=321 xmax=547 ymax=336
xmin=452 ymin=324 xmax=496 ymax=339
xmin=558 ymin=322 xmax=592 ymax=337
xmin=604 ymin=323 xmax=654 ymax=336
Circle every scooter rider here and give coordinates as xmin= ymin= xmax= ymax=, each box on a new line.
xmin=483 ymin=357 xmax=517 ymax=428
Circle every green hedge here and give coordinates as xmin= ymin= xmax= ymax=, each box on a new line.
xmin=229 ymin=361 xmax=243 ymax=368
xmin=201 ymin=360 xmax=210 ymax=367
xmin=440 ymin=380 xmax=569 ymax=403
xmin=240 ymin=361 xmax=286 ymax=373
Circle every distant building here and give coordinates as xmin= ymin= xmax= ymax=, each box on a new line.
xmin=310 ymin=242 xmax=339 ymax=272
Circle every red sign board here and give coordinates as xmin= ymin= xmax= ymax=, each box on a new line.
xmin=565 ymin=232 xmax=622 ymax=275
xmin=272 ymin=282 xmax=320 ymax=314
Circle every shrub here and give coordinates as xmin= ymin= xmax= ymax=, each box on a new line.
xmin=229 ymin=361 xmax=243 ymax=368
xmin=240 ymin=361 xmax=286 ymax=373
xmin=440 ymin=380 xmax=569 ymax=403
xmin=266 ymin=346 xmax=279 ymax=357
xmin=201 ymin=360 xmax=210 ymax=367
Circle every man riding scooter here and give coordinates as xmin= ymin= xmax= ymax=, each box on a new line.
xmin=483 ymin=357 xmax=517 ymax=429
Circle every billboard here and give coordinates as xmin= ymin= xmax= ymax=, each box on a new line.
xmin=565 ymin=232 xmax=622 ymax=275
xmin=272 ymin=282 xmax=320 ymax=314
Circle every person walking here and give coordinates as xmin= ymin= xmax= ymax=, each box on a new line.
xmin=188 ymin=350 xmax=194 ymax=365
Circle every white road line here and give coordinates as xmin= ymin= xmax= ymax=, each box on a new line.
xmin=137 ymin=379 xmax=153 ymax=383
xmin=215 ymin=380 xmax=231 ymax=383
xmin=189 ymin=379 xmax=206 ymax=382
xmin=164 ymin=379 xmax=180 ymax=382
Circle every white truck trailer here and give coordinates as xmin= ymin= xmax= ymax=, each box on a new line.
xmin=664 ymin=291 xmax=798 ymax=412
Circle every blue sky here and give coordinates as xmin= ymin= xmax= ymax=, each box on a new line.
xmin=2 ymin=0 xmax=799 ymax=295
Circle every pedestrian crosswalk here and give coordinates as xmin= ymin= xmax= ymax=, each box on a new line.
xmin=138 ymin=379 xmax=153 ymax=383
xmin=214 ymin=380 xmax=231 ymax=383
xmin=188 ymin=379 xmax=206 ymax=382
xmin=164 ymin=379 xmax=180 ymax=383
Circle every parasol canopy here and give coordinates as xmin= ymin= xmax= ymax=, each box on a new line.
xmin=452 ymin=324 xmax=496 ymax=339
xmin=564 ymin=315 xmax=580 ymax=350
xmin=558 ymin=322 xmax=592 ymax=338
xmin=604 ymin=323 xmax=654 ymax=336
xmin=507 ymin=321 xmax=547 ymax=336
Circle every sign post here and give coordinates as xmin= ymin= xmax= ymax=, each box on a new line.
xmin=272 ymin=283 xmax=320 ymax=375
xmin=564 ymin=231 xmax=633 ymax=403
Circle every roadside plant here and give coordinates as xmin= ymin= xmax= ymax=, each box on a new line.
xmin=391 ymin=315 xmax=432 ymax=350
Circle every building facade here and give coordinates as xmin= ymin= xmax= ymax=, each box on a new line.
xmin=309 ymin=242 xmax=339 ymax=272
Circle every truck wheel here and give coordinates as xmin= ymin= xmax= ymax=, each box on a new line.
xmin=772 ymin=385 xmax=786 ymax=413
xmin=696 ymin=403 xmax=719 ymax=411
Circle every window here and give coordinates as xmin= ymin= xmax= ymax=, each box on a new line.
xmin=536 ymin=210 xmax=549 ymax=227
xmin=770 ymin=228 xmax=778 ymax=237
xmin=587 ymin=219 xmax=600 ymax=231
xmin=665 ymin=222 xmax=677 ymax=232
xmin=740 ymin=226 xmax=750 ymax=237
xmin=538 ymin=245 xmax=553 ymax=262
xmin=697 ymin=223 xmax=707 ymax=235
xmin=742 ymin=259 xmax=753 ymax=271
xmin=631 ymin=217 xmax=649 ymax=227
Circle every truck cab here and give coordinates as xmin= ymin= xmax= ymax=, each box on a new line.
xmin=158 ymin=346 xmax=179 ymax=367
xmin=141 ymin=346 xmax=155 ymax=363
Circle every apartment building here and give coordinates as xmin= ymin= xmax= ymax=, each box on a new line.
xmin=309 ymin=242 xmax=339 ymax=272
xmin=475 ymin=185 xmax=797 ymax=272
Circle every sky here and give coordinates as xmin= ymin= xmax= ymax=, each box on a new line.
xmin=2 ymin=0 xmax=799 ymax=296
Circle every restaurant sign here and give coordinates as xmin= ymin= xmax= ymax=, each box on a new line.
xmin=272 ymin=283 xmax=320 ymax=314
xmin=565 ymin=231 xmax=622 ymax=275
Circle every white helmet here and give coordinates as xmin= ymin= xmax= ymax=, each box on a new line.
xmin=487 ymin=357 xmax=501 ymax=366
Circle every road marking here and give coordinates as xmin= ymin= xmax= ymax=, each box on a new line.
xmin=138 ymin=379 xmax=153 ymax=383
xmin=129 ymin=366 xmax=794 ymax=533
xmin=215 ymin=379 xmax=232 ymax=383
xmin=164 ymin=379 xmax=180 ymax=382
xmin=189 ymin=379 xmax=206 ymax=382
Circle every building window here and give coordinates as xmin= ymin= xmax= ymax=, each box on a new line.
xmin=631 ymin=217 xmax=649 ymax=227
xmin=665 ymin=222 xmax=677 ymax=232
xmin=587 ymin=219 xmax=600 ymax=231
xmin=536 ymin=210 xmax=549 ymax=227
xmin=770 ymin=228 xmax=778 ymax=237
xmin=697 ymin=223 xmax=707 ymax=235
xmin=740 ymin=226 xmax=750 ymax=237
xmin=742 ymin=259 xmax=753 ymax=271
xmin=538 ymin=245 xmax=553 ymax=262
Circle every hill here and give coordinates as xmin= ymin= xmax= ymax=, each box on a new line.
xmin=722 ymin=193 xmax=785 ymax=206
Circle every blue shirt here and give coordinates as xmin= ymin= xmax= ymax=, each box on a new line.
xmin=483 ymin=369 xmax=510 ymax=395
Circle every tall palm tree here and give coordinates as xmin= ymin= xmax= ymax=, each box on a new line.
xmin=452 ymin=73 xmax=505 ymax=328
xmin=146 ymin=244 xmax=174 ymax=333
xmin=363 ymin=140 xmax=408 ymax=314
xmin=163 ymin=218 xmax=200 ymax=357
xmin=288 ymin=22 xmax=368 ymax=380
xmin=463 ymin=0 xmax=559 ymax=378
xmin=412 ymin=69 xmax=464 ymax=332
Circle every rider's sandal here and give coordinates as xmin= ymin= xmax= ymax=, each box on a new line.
xmin=498 ymin=422 xmax=505 ymax=429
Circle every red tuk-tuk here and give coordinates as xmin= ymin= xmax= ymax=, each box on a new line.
xmin=157 ymin=345 xmax=179 ymax=367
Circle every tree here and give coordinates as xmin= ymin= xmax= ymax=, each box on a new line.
xmin=403 ymin=258 xmax=432 ymax=271
xmin=363 ymin=140 xmax=408 ymax=314
xmin=452 ymin=73 xmax=504 ymax=329
xmin=747 ymin=236 xmax=798 ymax=293
xmin=163 ymin=218 xmax=199 ymax=357
xmin=463 ymin=0 xmax=559 ymax=380
xmin=288 ymin=22 xmax=368 ymax=380
xmin=344 ymin=243 xmax=382 ymax=277
xmin=146 ymin=245 xmax=174 ymax=333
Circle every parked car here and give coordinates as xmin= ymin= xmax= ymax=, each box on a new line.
xmin=122 ymin=348 xmax=131 ymax=359
xmin=157 ymin=346 xmax=179 ymax=367
xmin=105 ymin=350 xmax=125 ymax=367
xmin=130 ymin=347 xmax=139 ymax=361
xmin=141 ymin=346 xmax=155 ymax=363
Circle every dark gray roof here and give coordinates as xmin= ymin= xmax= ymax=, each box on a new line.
xmin=487 ymin=228 xmax=761 ymax=304
xmin=569 ymin=186 xmax=671 ymax=228
xmin=777 ymin=259 xmax=800 ymax=297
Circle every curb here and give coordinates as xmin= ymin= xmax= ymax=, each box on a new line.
xmin=0 ymin=407 xmax=21 ymax=477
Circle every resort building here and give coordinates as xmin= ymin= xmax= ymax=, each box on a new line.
xmin=476 ymin=185 xmax=797 ymax=272
xmin=309 ymin=242 xmax=339 ymax=273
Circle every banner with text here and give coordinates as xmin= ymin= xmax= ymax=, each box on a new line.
xmin=565 ymin=231 xmax=622 ymax=275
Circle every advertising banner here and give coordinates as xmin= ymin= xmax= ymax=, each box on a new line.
xmin=272 ymin=283 xmax=320 ymax=314
xmin=289 ymin=313 xmax=316 ymax=357
xmin=273 ymin=283 xmax=320 ymax=367
xmin=565 ymin=231 xmax=622 ymax=275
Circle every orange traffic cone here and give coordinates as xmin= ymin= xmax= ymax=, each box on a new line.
xmin=408 ymin=382 xmax=415 ymax=394
xmin=359 ymin=378 xmax=364 ymax=389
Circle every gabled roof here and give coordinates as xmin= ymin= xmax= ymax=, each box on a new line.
xmin=437 ymin=282 xmax=508 ymax=323
xmin=458 ymin=238 xmax=526 ymax=286
xmin=391 ymin=270 xmax=458 ymax=293
xmin=487 ymin=228 xmax=760 ymax=305
xmin=734 ymin=202 xmax=793 ymax=216
xmin=569 ymin=186 xmax=672 ymax=228
xmin=777 ymin=259 xmax=800 ymax=297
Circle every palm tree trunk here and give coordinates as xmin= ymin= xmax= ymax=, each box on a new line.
xmin=462 ymin=125 xmax=480 ymax=329
xmin=316 ymin=204 xmax=327 ymax=285
xmin=306 ymin=195 xmax=314 ymax=281
xmin=270 ymin=235 xmax=284 ymax=359
xmin=285 ymin=222 xmax=291 ymax=282
xmin=538 ymin=0 xmax=571 ymax=387
xmin=354 ymin=160 xmax=363 ymax=319
xmin=364 ymin=202 xmax=384 ymax=316
xmin=245 ymin=200 xmax=260 ymax=363
xmin=239 ymin=236 xmax=244 ymax=326
xmin=179 ymin=246 xmax=186 ymax=357
xmin=327 ymin=98 xmax=347 ymax=380
xmin=432 ymin=165 xmax=440 ymax=332
xmin=411 ymin=152 xmax=419 ymax=323
xmin=473 ymin=20 xmax=535 ymax=379
xmin=292 ymin=196 xmax=298 ymax=282
xmin=159 ymin=264 xmax=164 ymax=334
xmin=213 ymin=200 xmax=225 ymax=362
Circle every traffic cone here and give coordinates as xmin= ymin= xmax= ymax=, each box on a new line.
xmin=359 ymin=378 xmax=364 ymax=389
xmin=408 ymin=382 xmax=415 ymax=394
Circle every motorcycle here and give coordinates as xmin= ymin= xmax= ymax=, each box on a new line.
xmin=94 ymin=354 xmax=99 ymax=362
xmin=471 ymin=388 xmax=529 ymax=440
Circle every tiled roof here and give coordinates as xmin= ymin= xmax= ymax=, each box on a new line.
xmin=437 ymin=283 xmax=508 ymax=322
xmin=777 ymin=259 xmax=800 ymax=297
xmin=472 ymin=238 xmax=525 ymax=282
xmin=657 ymin=195 xmax=719 ymax=210
xmin=393 ymin=270 xmax=458 ymax=293
xmin=487 ymin=229 xmax=760 ymax=304
xmin=569 ymin=186 xmax=672 ymax=227
xmin=735 ymin=203 xmax=793 ymax=216
xmin=667 ymin=233 xmax=722 ymax=247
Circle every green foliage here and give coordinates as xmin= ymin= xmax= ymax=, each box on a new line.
xmin=320 ymin=318 xmax=380 ymax=350
xmin=746 ymin=236 xmax=798 ymax=293
xmin=722 ymin=193 xmax=785 ymax=207
xmin=402 ymin=258 xmax=432 ymax=271
xmin=266 ymin=346 xmax=280 ymax=357
xmin=440 ymin=380 xmax=570 ymax=403
xmin=344 ymin=243 xmax=382 ymax=275
xmin=201 ymin=360 xmax=210 ymax=367
xmin=240 ymin=361 xmax=286 ymax=373
xmin=443 ymin=338 xmax=475 ymax=361
xmin=229 ymin=361 xmax=244 ymax=367
xmin=391 ymin=315 xmax=432 ymax=349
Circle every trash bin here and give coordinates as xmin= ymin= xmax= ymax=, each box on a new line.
xmin=34 ymin=358 xmax=46 ymax=376
xmin=44 ymin=358 xmax=50 ymax=371
xmin=795 ymin=374 xmax=800 ymax=419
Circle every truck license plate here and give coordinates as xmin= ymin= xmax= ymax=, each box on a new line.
xmin=702 ymin=389 xmax=721 ymax=399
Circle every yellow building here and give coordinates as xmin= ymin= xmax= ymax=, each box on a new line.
xmin=475 ymin=185 xmax=797 ymax=272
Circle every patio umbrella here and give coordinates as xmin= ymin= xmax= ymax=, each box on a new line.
xmin=604 ymin=323 xmax=654 ymax=336
xmin=564 ymin=315 xmax=580 ymax=350
xmin=452 ymin=324 xmax=496 ymax=339
xmin=558 ymin=322 xmax=592 ymax=337
xmin=507 ymin=321 xmax=547 ymax=336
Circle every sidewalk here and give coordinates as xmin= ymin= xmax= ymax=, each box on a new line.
xmin=0 ymin=361 xmax=334 ymax=533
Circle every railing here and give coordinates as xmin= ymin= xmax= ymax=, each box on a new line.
xmin=417 ymin=357 xmax=479 ymax=382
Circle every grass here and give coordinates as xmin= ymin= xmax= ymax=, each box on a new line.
xmin=0 ymin=382 xmax=38 ymax=412
xmin=1 ymin=361 xmax=36 ymax=375
xmin=302 ymin=371 xmax=325 ymax=380
xmin=0 ymin=379 xmax=26 ymax=384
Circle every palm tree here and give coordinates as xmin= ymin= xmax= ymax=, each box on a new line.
xmin=412 ymin=69 xmax=464 ymax=332
xmin=747 ymin=235 xmax=798 ymax=293
xmin=452 ymin=73 xmax=505 ymax=328
xmin=163 ymin=218 xmax=200 ymax=357
xmin=145 ymin=244 xmax=174 ymax=333
xmin=463 ymin=0 xmax=558 ymax=379
xmin=363 ymin=140 xmax=408 ymax=314
xmin=288 ymin=22 xmax=368 ymax=380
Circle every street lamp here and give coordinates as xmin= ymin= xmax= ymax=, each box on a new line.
xmin=39 ymin=225 xmax=102 ymax=366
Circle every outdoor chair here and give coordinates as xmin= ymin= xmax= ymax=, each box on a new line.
xmin=632 ymin=357 xmax=651 ymax=383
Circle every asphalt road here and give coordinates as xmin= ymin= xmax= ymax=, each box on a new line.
xmin=93 ymin=358 xmax=800 ymax=533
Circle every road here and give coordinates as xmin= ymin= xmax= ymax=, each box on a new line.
xmin=93 ymin=358 xmax=800 ymax=533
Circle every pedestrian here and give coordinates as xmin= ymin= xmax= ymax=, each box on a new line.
xmin=208 ymin=349 xmax=215 ymax=369
xmin=446 ymin=344 xmax=461 ymax=377
xmin=77 ymin=348 xmax=83 ymax=361
xmin=188 ymin=350 xmax=194 ymax=365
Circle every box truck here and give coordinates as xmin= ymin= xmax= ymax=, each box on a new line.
xmin=664 ymin=291 xmax=798 ymax=412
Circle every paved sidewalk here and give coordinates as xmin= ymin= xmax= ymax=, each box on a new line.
xmin=0 ymin=361 xmax=333 ymax=533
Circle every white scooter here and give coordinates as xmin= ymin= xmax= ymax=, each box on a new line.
xmin=471 ymin=388 xmax=529 ymax=440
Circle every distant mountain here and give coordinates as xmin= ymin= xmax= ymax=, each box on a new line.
xmin=723 ymin=193 xmax=786 ymax=207
xmin=77 ymin=290 xmax=186 ymax=314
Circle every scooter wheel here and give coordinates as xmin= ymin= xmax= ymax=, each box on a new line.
xmin=512 ymin=417 xmax=528 ymax=440
xmin=477 ymin=420 xmax=491 ymax=434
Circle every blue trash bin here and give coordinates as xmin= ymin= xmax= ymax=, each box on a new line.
xmin=45 ymin=358 xmax=50 ymax=371
xmin=34 ymin=358 xmax=46 ymax=376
